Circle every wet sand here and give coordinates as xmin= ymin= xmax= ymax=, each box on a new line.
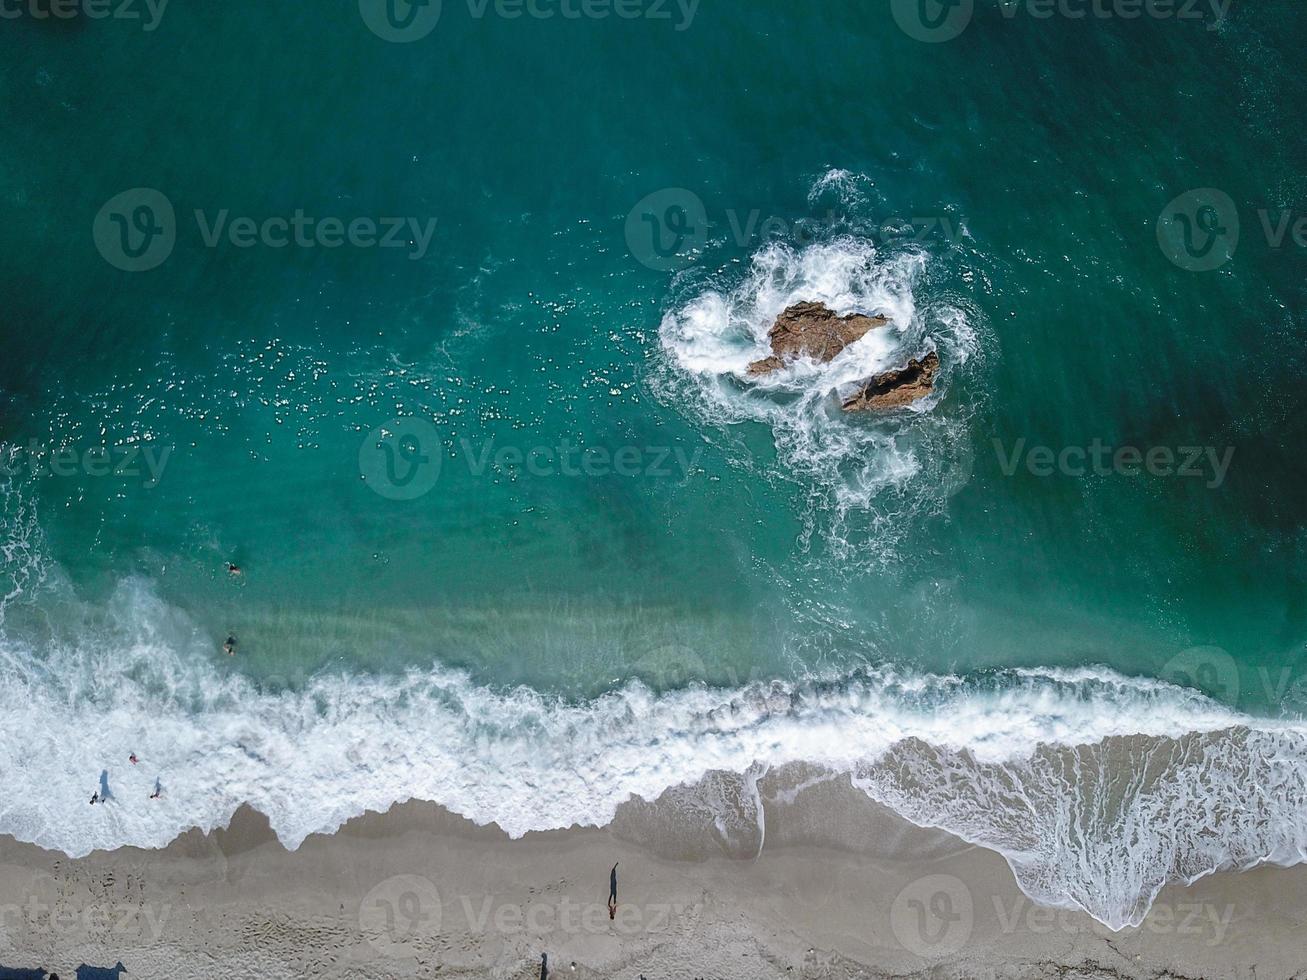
xmin=0 ymin=767 xmax=1302 ymax=979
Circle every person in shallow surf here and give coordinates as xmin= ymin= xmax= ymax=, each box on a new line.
xmin=149 ymin=779 xmax=162 ymax=800
xmin=89 ymin=792 xmax=98 ymax=805
xmin=226 ymin=562 xmax=243 ymax=577
xmin=608 ymin=862 xmax=618 ymax=919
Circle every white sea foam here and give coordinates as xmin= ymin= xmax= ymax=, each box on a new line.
xmin=653 ymin=221 xmax=983 ymax=560
xmin=806 ymin=169 xmax=872 ymax=210
xmin=1 ymin=573 xmax=1305 ymax=930
xmin=0 ymin=449 xmax=48 ymax=627
xmin=854 ymin=728 xmax=1307 ymax=930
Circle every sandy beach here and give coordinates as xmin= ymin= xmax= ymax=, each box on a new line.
xmin=1 ymin=765 xmax=1301 ymax=980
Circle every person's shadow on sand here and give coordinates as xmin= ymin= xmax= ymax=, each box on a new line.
xmin=97 ymin=771 xmax=112 ymax=802
xmin=0 ymin=965 xmax=52 ymax=980
xmin=76 ymin=964 xmax=126 ymax=980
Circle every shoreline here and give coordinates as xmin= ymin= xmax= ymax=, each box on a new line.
xmin=1 ymin=766 xmax=1303 ymax=979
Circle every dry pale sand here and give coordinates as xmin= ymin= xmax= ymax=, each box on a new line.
xmin=1 ymin=765 xmax=1303 ymax=980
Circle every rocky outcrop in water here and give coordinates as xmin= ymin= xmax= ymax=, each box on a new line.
xmin=745 ymin=301 xmax=941 ymax=411
xmin=841 ymin=350 xmax=940 ymax=412
xmin=746 ymin=302 xmax=888 ymax=376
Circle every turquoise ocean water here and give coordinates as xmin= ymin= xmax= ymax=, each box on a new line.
xmin=2 ymin=0 xmax=1306 ymax=929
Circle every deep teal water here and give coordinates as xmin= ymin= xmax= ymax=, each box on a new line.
xmin=2 ymin=0 xmax=1306 ymax=704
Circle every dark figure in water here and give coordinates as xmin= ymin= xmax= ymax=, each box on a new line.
xmin=226 ymin=563 xmax=243 ymax=578
xmin=608 ymin=862 xmax=618 ymax=919
xmin=149 ymin=778 xmax=162 ymax=800
xmin=539 ymin=953 xmax=547 ymax=980
xmin=89 ymin=792 xmax=98 ymax=805
xmin=223 ymin=635 xmax=237 ymax=656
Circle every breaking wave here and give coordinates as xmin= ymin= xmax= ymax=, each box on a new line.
xmin=0 ymin=569 xmax=1304 ymax=930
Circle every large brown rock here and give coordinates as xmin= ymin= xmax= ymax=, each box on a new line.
xmin=746 ymin=301 xmax=888 ymax=376
xmin=841 ymin=351 xmax=940 ymax=412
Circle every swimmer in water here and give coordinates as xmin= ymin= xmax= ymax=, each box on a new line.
xmin=129 ymin=753 xmax=138 ymax=765
xmin=227 ymin=563 xmax=243 ymax=577
xmin=223 ymin=635 xmax=237 ymax=656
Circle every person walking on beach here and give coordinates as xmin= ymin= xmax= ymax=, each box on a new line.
xmin=608 ymin=862 xmax=618 ymax=920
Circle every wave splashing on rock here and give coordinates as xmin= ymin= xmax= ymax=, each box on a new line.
xmin=655 ymin=234 xmax=982 ymax=562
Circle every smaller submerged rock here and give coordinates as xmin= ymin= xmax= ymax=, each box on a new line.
xmin=746 ymin=301 xmax=889 ymax=376
xmin=841 ymin=351 xmax=940 ymax=412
